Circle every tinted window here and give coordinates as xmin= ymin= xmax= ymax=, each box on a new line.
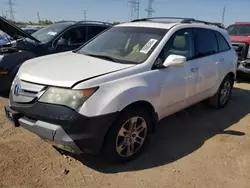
xmin=58 ymin=26 xmax=87 ymax=44
xmin=195 ymin=28 xmax=218 ymax=57
xmin=157 ymin=28 xmax=195 ymax=63
xmin=215 ymin=32 xmax=230 ymax=52
xmin=87 ymin=26 xmax=107 ymax=40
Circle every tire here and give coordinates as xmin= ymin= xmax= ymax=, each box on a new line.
xmin=207 ymin=75 xmax=234 ymax=108
xmin=100 ymin=107 xmax=152 ymax=164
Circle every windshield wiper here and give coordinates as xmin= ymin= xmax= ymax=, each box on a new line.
xmin=84 ymin=53 xmax=121 ymax=63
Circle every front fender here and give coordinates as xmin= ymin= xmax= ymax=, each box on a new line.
xmin=80 ymin=77 xmax=161 ymax=117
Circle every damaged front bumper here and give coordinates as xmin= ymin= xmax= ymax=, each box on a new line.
xmin=237 ymin=60 xmax=250 ymax=74
xmin=4 ymin=97 xmax=118 ymax=154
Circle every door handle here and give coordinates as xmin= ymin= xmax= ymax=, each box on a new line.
xmin=220 ymin=58 xmax=224 ymax=62
xmin=191 ymin=66 xmax=199 ymax=72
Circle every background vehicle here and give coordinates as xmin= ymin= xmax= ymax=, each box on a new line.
xmin=0 ymin=30 xmax=13 ymax=46
xmin=0 ymin=16 xmax=111 ymax=92
xmin=21 ymin=27 xmax=42 ymax=35
xmin=5 ymin=17 xmax=237 ymax=164
xmin=227 ymin=22 xmax=250 ymax=76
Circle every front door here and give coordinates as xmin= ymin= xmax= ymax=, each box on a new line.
xmin=55 ymin=26 xmax=87 ymax=52
xmin=155 ymin=28 xmax=198 ymax=118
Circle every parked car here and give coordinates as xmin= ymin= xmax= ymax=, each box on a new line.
xmin=0 ymin=30 xmax=13 ymax=46
xmin=227 ymin=22 xmax=250 ymax=75
xmin=4 ymin=17 xmax=237 ymax=163
xmin=0 ymin=16 xmax=111 ymax=92
xmin=21 ymin=27 xmax=42 ymax=35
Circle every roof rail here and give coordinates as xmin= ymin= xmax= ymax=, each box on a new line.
xmin=54 ymin=21 xmax=76 ymax=23
xmin=131 ymin=17 xmax=193 ymax=23
xmin=74 ymin=20 xmax=112 ymax=26
xmin=131 ymin=17 xmax=224 ymax=29
xmin=181 ymin=18 xmax=225 ymax=28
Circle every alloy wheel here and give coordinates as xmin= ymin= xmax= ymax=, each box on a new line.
xmin=116 ymin=116 xmax=147 ymax=157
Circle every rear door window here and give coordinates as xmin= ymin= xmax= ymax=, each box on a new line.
xmin=194 ymin=28 xmax=218 ymax=57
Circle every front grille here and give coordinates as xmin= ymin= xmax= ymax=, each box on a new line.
xmin=232 ymin=42 xmax=249 ymax=61
xmin=11 ymin=79 xmax=47 ymax=104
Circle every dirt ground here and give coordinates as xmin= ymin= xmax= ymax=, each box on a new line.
xmin=0 ymin=82 xmax=250 ymax=188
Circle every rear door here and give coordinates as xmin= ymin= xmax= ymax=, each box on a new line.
xmin=194 ymin=28 xmax=219 ymax=96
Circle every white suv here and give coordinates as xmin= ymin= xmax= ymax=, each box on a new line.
xmin=5 ymin=17 xmax=237 ymax=163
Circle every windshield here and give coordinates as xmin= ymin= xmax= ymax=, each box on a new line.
xmin=31 ymin=23 xmax=71 ymax=43
xmin=77 ymin=27 xmax=167 ymax=64
xmin=227 ymin=24 xmax=250 ymax=36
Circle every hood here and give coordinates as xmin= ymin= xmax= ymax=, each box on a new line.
xmin=18 ymin=52 xmax=135 ymax=87
xmin=230 ymin=36 xmax=250 ymax=44
xmin=0 ymin=16 xmax=40 ymax=43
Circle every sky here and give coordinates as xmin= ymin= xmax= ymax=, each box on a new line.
xmin=1 ymin=0 xmax=250 ymax=26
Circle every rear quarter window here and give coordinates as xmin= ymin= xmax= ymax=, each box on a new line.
xmin=215 ymin=31 xmax=231 ymax=52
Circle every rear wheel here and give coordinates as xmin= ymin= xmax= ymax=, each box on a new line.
xmin=101 ymin=107 xmax=151 ymax=163
xmin=207 ymin=75 xmax=234 ymax=108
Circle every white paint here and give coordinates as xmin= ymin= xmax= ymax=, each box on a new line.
xmin=14 ymin=23 xmax=237 ymax=121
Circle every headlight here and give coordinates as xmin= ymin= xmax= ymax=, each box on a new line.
xmin=39 ymin=87 xmax=98 ymax=110
xmin=247 ymin=48 xmax=250 ymax=58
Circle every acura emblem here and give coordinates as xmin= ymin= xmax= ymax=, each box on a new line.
xmin=13 ymin=84 xmax=21 ymax=96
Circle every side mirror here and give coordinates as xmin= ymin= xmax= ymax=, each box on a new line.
xmin=56 ymin=38 xmax=68 ymax=46
xmin=163 ymin=55 xmax=186 ymax=68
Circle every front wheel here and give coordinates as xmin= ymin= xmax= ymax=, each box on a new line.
xmin=207 ymin=75 xmax=233 ymax=108
xmin=101 ymin=107 xmax=151 ymax=164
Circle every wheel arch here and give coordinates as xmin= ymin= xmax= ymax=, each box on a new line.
xmin=119 ymin=100 xmax=158 ymax=133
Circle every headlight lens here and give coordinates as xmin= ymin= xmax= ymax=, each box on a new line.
xmin=247 ymin=48 xmax=250 ymax=58
xmin=39 ymin=87 xmax=98 ymax=110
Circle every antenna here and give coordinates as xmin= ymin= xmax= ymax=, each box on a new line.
xmin=128 ymin=0 xmax=140 ymax=21
xmin=145 ymin=0 xmax=155 ymax=18
xmin=222 ymin=6 xmax=226 ymax=25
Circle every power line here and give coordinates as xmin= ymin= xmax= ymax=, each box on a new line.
xmin=145 ymin=0 xmax=155 ymax=18
xmin=128 ymin=0 xmax=139 ymax=21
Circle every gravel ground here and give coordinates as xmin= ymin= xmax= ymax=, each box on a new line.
xmin=0 ymin=82 xmax=250 ymax=188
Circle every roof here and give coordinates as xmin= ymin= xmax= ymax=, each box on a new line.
xmin=115 ymin=17 xmax=225 ymax=30
xmin=116 ymin=21 xmax=177 ymax=29
xmin=54 ymin=20 xmax=111 ymax=27
xmin=234 ymin=22 xmax=250 ymax=25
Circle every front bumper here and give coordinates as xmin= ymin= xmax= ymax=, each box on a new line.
xmin=5 ymin=99 xmax=118 ymax=154
xmin=237 ymin=60 xmax=250 ymax=74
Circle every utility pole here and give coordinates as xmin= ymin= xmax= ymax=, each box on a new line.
xmin=5 ymin=11 xmax=8 ymax=19
xmin=128 ymin=0 xmax=139 ymax=21
xmin=145 ymin=0 xmax=155 ymax=18
xmin=1 ymin=9 xmax=5 ymax=18
xmin=6 ymin=0 xmax=15 ymax=21
xmin=37 ymin=12 xmax=41 ymax=23
xmin=222 ymin=6 xmax=226 ymax=25
xmin=84 ymin=10 xmax=87 ymax=21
